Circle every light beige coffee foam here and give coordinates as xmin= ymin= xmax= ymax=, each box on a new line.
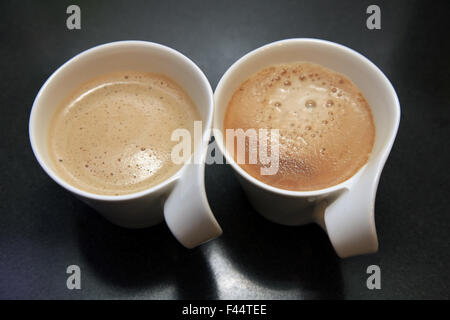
xmin=48 ymin=71 xmax=200 ymax=195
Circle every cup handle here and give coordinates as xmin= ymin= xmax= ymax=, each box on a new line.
xmin=314 ymin=165 xmax=380 ymax=258
xmin=164 ymin=147 xmax=222 ymax=248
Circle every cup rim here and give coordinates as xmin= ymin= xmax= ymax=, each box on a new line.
xmin=29 ymin=40 xmax=214 ymax=202
xmin=213 ymin=38 xmax=401 ymax=197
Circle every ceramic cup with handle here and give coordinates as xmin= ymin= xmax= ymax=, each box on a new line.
xmin=214 ymin=38 xmax=400 ymax=258
xmin=29 ymin=41 xmax=222 ymax=248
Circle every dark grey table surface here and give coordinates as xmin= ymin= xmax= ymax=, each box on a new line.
xmin=1 ymin=0 xmax=449 ymax=300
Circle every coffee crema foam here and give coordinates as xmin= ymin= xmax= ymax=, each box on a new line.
xmin=224 ymin=62 xmax=375 ymax=191
xmin=48 ymin=71 xmax=200 ymax=195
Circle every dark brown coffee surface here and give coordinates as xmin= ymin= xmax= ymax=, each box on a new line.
xmin=224 ymin=62 xmax=375 ymax=191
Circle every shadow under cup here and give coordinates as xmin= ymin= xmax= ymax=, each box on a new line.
xmin=29 ymin=41 xmax=213 ymax=227
xmin=214 ymin=39 xmax=400 ymax=257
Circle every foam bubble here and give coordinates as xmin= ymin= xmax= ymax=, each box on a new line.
xmin=305 ymin=100 xmax=316 ymax=108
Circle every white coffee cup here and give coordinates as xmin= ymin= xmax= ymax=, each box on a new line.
xmin=29 ymin=41 xmax=222 ymax=248
xmin=214 ymin=38 xmax=400 ymax=258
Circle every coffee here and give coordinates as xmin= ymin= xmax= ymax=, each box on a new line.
xmin=224 ymin=62 xmax=375 ymax=191
xmin=48 ymin=71 xmax=200 ymax=195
